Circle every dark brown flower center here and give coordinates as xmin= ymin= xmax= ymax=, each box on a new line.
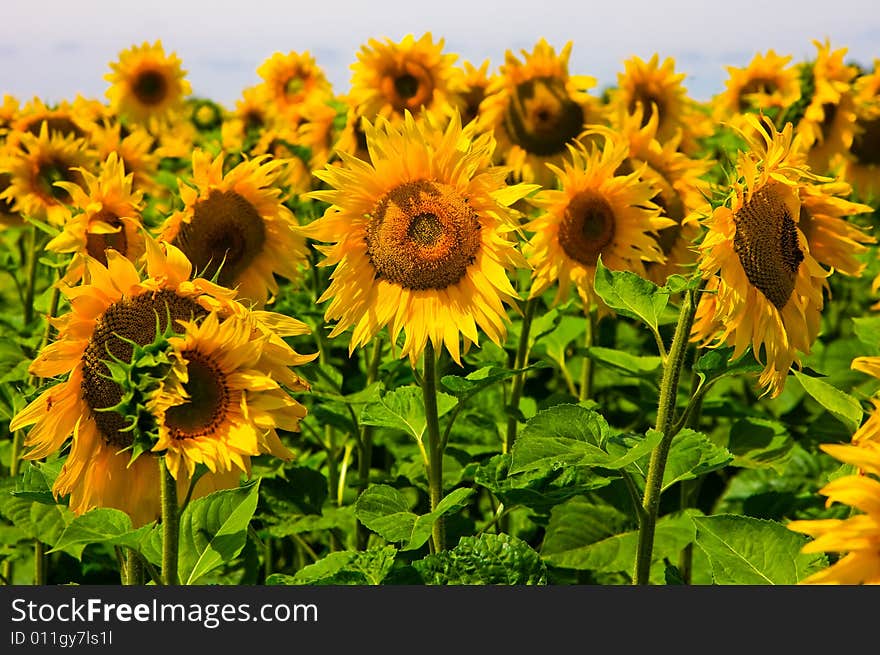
xmin=36 ymin=160 xmax=75 ymax=203
xmin=365 ymin=180 xmax=482 ymax=290
xmin=164 ymin=349 xmax=229 ymax=440
xmin=558 ymin=192 xmax=616 ymax=266
xmin=385 ymin=63 xmax=435 ymax=113
xmin=133 ymin=69 xmax=168 ymax=107
xmin=738 ymin=77 xmax=779 ymax=110
xmin=504 ymin=76 xmax=585 ymax=156
xmin=81 ymin=290 xmax=207 ymax=446
xmin=851 ymin=116 xmax=880 ymax=166
xmin=172 ymin=190 xmax=266 ymax=288
xmin=85 ymin=210 xmax=128 ymax=265
xmin=732 ymin=183 xmax=804 ymax=310
xmin=628 ymin=91 xmax=665 ymax=129
xmin=25 ymin=117 xmax=85 ymax=140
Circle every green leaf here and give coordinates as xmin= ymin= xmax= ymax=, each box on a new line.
xmin=360 ymin=385 xmax=456 ymax=442
xmin=592 ymin=256 xmax=670 ymax=332
xmin=0 ymin=479 xmax=72 ymax=547
xmin=441 ymin=365 xmax=536 ymax=398
xmin=728 ymin=417 xmax=794 ymax=471
xmin=585 ymin=347 xmax=662 ymax=378
xmin=693 ymin=514 xmax=828 ymax=584
xmin=541 ymin=509 xmax=701 ymax=583
xmin=267 ymin=546 xmax=398 ymax=585
xmin=49 ymin=509 xmax=154 ymax=560
xmin=792 ymin=370 xmax=863 ymax=434
xmin=694 ymin=346 xmax=762 ymax=384
xmin=539 ymin=314 xmax=586 ymax=363
xmin=355 ymin=484 xmax=474 ymax=551
xmin=177 ymin=481 xmax=261 ymax=585
xmin=655 ymin=429 xmax=732 ymax=491
xmin=540 ymin=498 xmax=632 ymax=558
xmin=413 ymin=533 xmax=547 ymax=584
xmin=852 ymin=316 xmax=880 ymax=354
xmin=12 ymin=460 xmax=64 ymax=504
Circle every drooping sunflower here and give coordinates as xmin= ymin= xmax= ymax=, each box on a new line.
xmin=148 ymin=311 xmax=307 ymax=481
xmin=104 ymin=40 xmax=191 ymax=126
xmin=691 ymin=115 xmax=830 ymax=398
xmin=796 ymin=40 xmax=860 ymax=176
xmin=523 ymin=131 xmax=671 ymax=306
xmin=609 ymin=105 xmax=714 ymax=285
xmin=838 ymin=60 xmax=880 ymax=203
xmin=304 ymin=111 xmax=537 ymax=365
xmin=713 ymin=50 xmax=802 ymax=127
xmin=479 ymin=38 xmax=599 ymax=186
xmin=786 ymin=439 xmax=880 ymax=584
xmin=45 ymin=152 xmax=145 ymax=284
xmin=256 ymin=50 xmax=333 ymax=119
xmin=159 ymin=150 xmax=308 ymax=308
xmin=8 ymin=237 xmax=313 ymax=526
xmin=607 ymin=53 xmax=710 ymax=151
xmin=0 ymin=122 xmax=97 ymax=225
xmin=348 ymin=33 xmax=463 ymax=125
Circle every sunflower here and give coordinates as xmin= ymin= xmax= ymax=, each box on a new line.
xmin=852 ymin=356 xmax=880 ymax=446
xmin=6 ymin=96 xmax=99 ymax=148
xmin=105 ymin=40 xmax=191 ymax=126
xmin=837 ymin=60 xmax=880 ymax=203
xmin=607 ymin=53 xmax=710 ymax=151
xmin=86 ymin=118 xmax=159 ymax=197
xmin=148 ymin=311 xmax=307 ymax=481
xmin=0 ymin=122 xmax=97 ymax=226
xmin=786 ymin=458 xmax=880 ymax=584
xmin=159 ymin=149 xmax=308 ymax=308
xmin=610 ymin=105 xmax=714 ymax=284
xmin=523 ymin=131 xmax=671 ymax=306
xmin=797 ymin=180 xmax=875 ymax=278
xmin=304 ymin=111 xmax=536 ymax=365
xmin=333 ymin=95 xmax=371 ymax=162
xmin=256 ymin=50 xmax=333 ymax=119
xmin=221 ymin=84 xmax=279 ymax=153
xmin=691 ymin=115 xmax=830 ymax=398
xmin=348 ymin=33 xmax=463 ymax=125
xmin=479 ymin=38 xmax=599 ymax=186
xmin=796 ymin=40 xmax=860 ymax=176
xmin=45 ymin=152 xmax=145 ymax=283
xmin=713 ymin=50 xmax=801 ymax=127
xmin=457 ymin=59 xmax=494 ymax=126
xmin=0 ymin=94 xmax=19 ymax=133
xmin=8 ymin=237 xmax=313 ymax=526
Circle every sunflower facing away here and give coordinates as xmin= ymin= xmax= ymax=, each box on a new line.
xmin=523 ymin=131 xmax=671 ymax=306
xmin=104 ymin=40 xmax=192 ymax=126
xmin=9 ymin=237 xmax=313 ymax=526
xmin=304 ymin=111 xmax=537 ymax=365
xmin=160 ymin=150 xmax=308 ymax=308
xmin=348 ymin=33 xmax=462 ymax=125
xmin=480 ymin=39 xmax=598 ymax=186
xmin=0 ymin=122 xmax=97 ymax=226
xmin=691 ymin=115 xmax=830 ymax=398
xmin=45 ymin=151 xmax=146 ymax=284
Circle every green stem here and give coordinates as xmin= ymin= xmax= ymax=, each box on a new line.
xmin=33 ymin=541 xmax=46 ymax=585
xmin=578 ymin=308 xmax=596 ymax=402
xmin=504 ymin=297 xmax=538 ymax=454
xmin=421 ymin=340 xmax=445 ymax=552
xmin=22 ymin=225 xmax=40 ymax=328
xmin=634 ymin=288 xmax=697 ymax=585
xmin=123 ymin=548 xmax=144 ymax=586
xmin=160 ymin=456 xmax=179 ymax=585
xmin=356 ymin=338 xmax=383 ymax=550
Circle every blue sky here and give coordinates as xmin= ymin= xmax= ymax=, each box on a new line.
xmin=1 ymin=0 xmax=878 ymax=107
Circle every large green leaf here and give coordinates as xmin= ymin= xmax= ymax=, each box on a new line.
xmin=360 ymin=385 xmax=456 ymax=442
xmin=413 ymin=533 xmax=547 ymax=584
xmin=693 ymin=514 xmax=828 ymax=584
xmin=176 ymin=481 xmax=261 ymax=585
xmin=657 ymin=429 xmax=732 ymax=491
xmin=12 ymin=460 xmax=64 ymax=505
xmin=50 ymin=509 xmax=154 ymax=560
xmin=355 ymin=484 xmax=474 ymax=551
xmin=0 ymin=478 xmax=71 ymax=547
xmin=792 ymin=370 xmax=863 ymax=434
xmin=727 ymin=417 xmax=794 ymax=471
xmin=540 ymin=498 xmax=632 ymax=558
xmin=266 ymin=546 xmax=398 ymax=585
xmin=585 ymin=347 xmax=662 ymax=378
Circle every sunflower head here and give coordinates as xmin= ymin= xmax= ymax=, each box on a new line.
xmin=692 ymin=115 xmax=830 ymax=397
xmin=160 ymin=149 xmax=308 ymax=308
xmin=256 ymin=50 xmax=333 ymax=118
xmin=304 ymin=110 xmax=537 ymax=364
xmin=714 ymin=50 xmax=802 ymax=127
xmin=523 ymin=129 xmax=672 ymax=306
xmin=105 ymin=40 xmax=192 ymax=126
xmin=838 ymin=61 xmax=880 ymax=202
xmin=348 ymin=32 xmax=463 ymax=125
xmin=0 ymin=122 xmax=98 ymax=225
xmin=480 ymin=38 xmax=598 ymax=186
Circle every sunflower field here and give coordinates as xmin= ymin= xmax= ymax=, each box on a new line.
xmin=1 ymin=35 xmax=879 ymax=588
